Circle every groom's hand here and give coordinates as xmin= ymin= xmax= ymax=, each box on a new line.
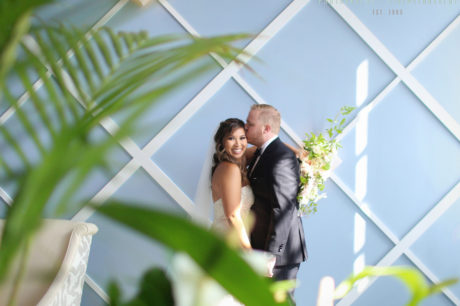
xmin=266 ymin=255 xmax=276 ymax=277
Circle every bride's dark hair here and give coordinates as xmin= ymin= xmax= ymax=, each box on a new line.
xmin=211 ymin=118 xmax=248 ymax=183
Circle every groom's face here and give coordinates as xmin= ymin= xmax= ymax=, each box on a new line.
xmin=245 ymin=109 xmax=264 ymax=147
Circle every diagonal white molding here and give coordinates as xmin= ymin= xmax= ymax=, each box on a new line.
xmin=73 ymin=0 xmax=312 ymax=224
xmin=144 ymin=0 xmax=311 ymax=158
xmin=71 ymin=158 xmax=142 ymax=222
xmin=162 ymin=5 xmax=460 ymax=305
xmin=72 ymin=1 xmax=314 ymax=300
xmin=0 ymin=0 xmax=130 ymax=302
xmin=15 ymin=4 xmax=199 ymax=224
xmin=94 ymin=0 xmax=130 ymax=28
xmin=332 ymin=175 xmax=460 ymax=305
xmin=2 ymin=0 xmax=458 ymax=304
xmin=73 ymin=3 xmax=460 ymax=306
xmin=158 ymin=0 xmax=307 ymax=146
xmin=329 ymin=3 xmax=460 ymax=143
xmin=337 ymin=181 xmax=460 ymax=305
xmin=331 ymin=174 xmax=400 ymax=244
xmin=160 ymin=11 xmax=460 ymax=305
xmin=406 ymin=15 xmax=460 ymax=71
xmin=72 ymin=0 xmax=317 ymax=228
xmin=0 ymin=78 xmax=46 ymax=125
xmin=335 ymin=77 xmax=400 ymax=143
xmin=234 ymin=74 xmax=304 ymax=146
xmin=20 ymin=28 xmax=197 ymax=220
xmin=336 ymin=15 xmax=460 ymax=143
xmin=379 ymin=181 xmax=460 ymax=268
xmin=0 ymin=0 xmax=130 ymax=127
xmin=328 ymin=5 xmax=460 ymax=305
xmin=404 ymin=248 xmax=460 ymax=305
xmin=72 ymin=119 xmax=198 ymax=220
xmin=0 ymin=186 xmax=12 ymax=206
xmin=84 ymin=274 xmax=110 ymax=303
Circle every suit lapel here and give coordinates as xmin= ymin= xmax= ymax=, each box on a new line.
xmin=250 ymin=138 xmax=279 ymax=178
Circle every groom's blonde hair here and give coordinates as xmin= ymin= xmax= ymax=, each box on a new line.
xmin=250 ymin=104 xmax=281 ymax=134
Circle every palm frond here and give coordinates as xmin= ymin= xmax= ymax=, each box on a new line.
xmin=0 ymin=0 xmax=54 ymax=84
xmin=0 ymin=25 xmax=249 ymax=284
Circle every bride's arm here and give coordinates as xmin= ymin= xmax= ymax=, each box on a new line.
xmin=216 ymin=162 xmax=252 ymax=249
xmin=284 ymin=142 xmax=301 ymax=157
xmin=247 ymin=143 xmax=301 ymax=158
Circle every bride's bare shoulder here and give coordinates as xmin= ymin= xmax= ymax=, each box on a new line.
xmin=212 ymin=162 xmax=241 ymax=200
xmin=213 ymin=162 xmax=240 ymax=186
xmin=213 ymin=161 xmax=240 ymax=177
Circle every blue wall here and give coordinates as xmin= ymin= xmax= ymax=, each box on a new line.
xmin=2 ymin=0 xmax=459 ymax=305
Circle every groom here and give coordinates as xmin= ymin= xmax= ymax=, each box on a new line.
xmin=245 ymin=104 xmax=307 ymax=299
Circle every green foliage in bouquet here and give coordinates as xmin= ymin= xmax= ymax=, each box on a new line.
xmin=297 ymin=106 xmax=355 ymax=216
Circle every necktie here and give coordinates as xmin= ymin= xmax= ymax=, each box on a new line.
xmin=248 ymin=148 xmax=261 ymax=178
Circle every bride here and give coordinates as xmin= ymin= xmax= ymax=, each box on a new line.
xmin=209 ymin=118 xmax=278 ymax=305
xmin=210 ymin=118 xmax=255 ymax=250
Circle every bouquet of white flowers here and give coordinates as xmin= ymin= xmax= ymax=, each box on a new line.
xmin=298 ymin=106 xmax=355 ymax=216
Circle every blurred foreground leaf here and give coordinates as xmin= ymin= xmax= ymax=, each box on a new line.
xmin=97 ymin=202 xmax=289 ymax=306
xmin=335 ymin=266 xmax=458 ymax=306
xmin=109 ymin=268 xmax=174 ymax=306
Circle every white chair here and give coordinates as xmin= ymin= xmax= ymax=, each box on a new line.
xmin=0 ymin=219 xmax=98 ymax=306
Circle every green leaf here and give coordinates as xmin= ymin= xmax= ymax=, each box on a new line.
xmin=429 ymin=278 xmax=458 ymax=295
xmin=334 ymin=266 xmax=458 ymax=305
xmin=108 ymin=281 xmax=122 ymax=306
xmin=92 ymin=29 xmax=115 ymax=71
xmin=0 ymin=0 xmax=54 ymax=84
xmin=0 ymin=112 xmax=30 ymax=169
xmin=33 ymin=28 xmax=80 ymax=119
xmin=60 ymin=25 xmax=96 ymax=94
xmin=46 ymin=26 xmax=89 ymax=106
xmin=270 ymin=280 xmax=297 ymax=305
xmin=17 ymin=61 xmax=57 ymax=139
xmin=2 ymin=81 xmax=46 ymax=156
xmin=123 ymin=268 xmax=175 ymax=306
xmin=342 ymin=106 xmax=355 ymax=115
xmin=96 ymin=202 xmax=289 ymax=306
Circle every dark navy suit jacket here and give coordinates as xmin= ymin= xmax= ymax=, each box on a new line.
xmin=248 ymin=137 xmax=307 ymax=266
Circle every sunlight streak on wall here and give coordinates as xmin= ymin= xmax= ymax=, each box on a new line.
xmin=355 ymin=155 xmax=368 ymax=201
xmin=355 ymin=108 xmax=369 ymax=156
xmin=353 ymin=213 xmax=368 ymax=294
xmin=356 ymin=59 xmax=369 ymax=107
xmin=354 ymin=213 xmax=366 ymax=254
xmin=353 ymin=253 xmax=365 ymax=276
xmin=353 ymin=254 xmax=369 ymax=293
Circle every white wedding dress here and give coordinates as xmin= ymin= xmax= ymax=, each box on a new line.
xmin=210 ymin=185 xmax=255 ymax=306
xmin=211 ymin=185 xmax=254 ymax=234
